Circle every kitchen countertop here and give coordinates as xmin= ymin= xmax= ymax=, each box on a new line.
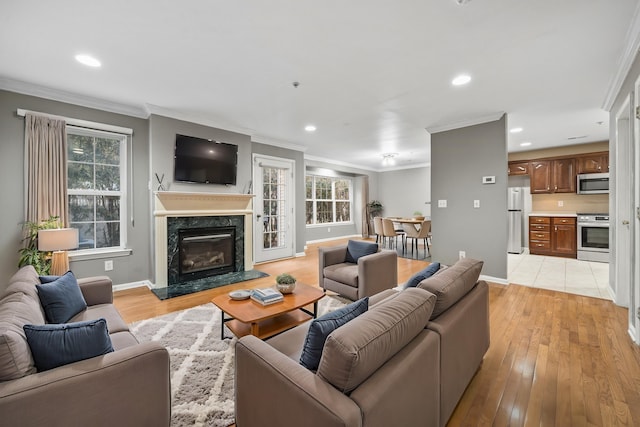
xmin=528 ymin=212 xmax=578 ymax=217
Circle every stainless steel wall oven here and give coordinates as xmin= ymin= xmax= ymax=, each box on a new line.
xmin=577 ymin=213 xmax=609 ymax=263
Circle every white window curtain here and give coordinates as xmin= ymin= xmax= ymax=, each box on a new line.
xmin=361 ymin=176 xmax=370 ymax=238
xmin=24 ymin=113 xmax=68 ymax=225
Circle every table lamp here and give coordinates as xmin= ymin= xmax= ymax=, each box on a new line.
xmin=38 ymin=228 xmax=79 ymax=275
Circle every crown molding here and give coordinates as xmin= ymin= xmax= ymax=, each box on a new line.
xmin=0 ymin=76 xmax=148 ymax=118
xmin=251 ymin=134 xmax=308 ymax=152
xmin=378 ymin=163 xmax=431 ymax=172
xmin=425 ymin=112 xmax=505 ymax=134
xmin=304 ymin=154 xmax=379 ymax=172
xmin=602 ymin=3 xmax=640 ymax=111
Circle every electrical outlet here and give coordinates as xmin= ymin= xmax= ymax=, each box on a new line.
xmin=459 ymin=251 xmax=466 ymax=260
xmin=558 ymin=200 xmax=564 ymax=207
xmin=104 ymin=260 xmax=113 ymax=271
xmin=438 ymin=200 xmax=447 ymax=208
xmin=474 ymin=200 xmax=480 ymax=208
xmin=327 ymin=227 xmax=331 ymax=233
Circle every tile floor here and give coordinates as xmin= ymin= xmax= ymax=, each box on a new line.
xmin=508 ymin=252 xmax=611 ymax=300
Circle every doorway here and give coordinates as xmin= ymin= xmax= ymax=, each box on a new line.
xmin=252 ymin=154 xmax=295 ymax=263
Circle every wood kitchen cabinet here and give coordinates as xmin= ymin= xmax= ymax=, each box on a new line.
xmin=529 ymin=159 xmax=575 ymax=194
xmin=576 ymin=152 xmax=608 ymax=174
xmin=508 ymin=161 xmax=529 ymax=176
xmin=529 ymin=216 xmax=576 ymax=258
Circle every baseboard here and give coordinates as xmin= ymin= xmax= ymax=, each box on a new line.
xmin=480 ymin=274 xmax=508 ymax=285
xmin=628 ymin=323 xmax=639 ymax=345
xmin=295 ymin=252 xmax=306 ymax=257
xmin=112 ymin=280 xmax=153 ymax=292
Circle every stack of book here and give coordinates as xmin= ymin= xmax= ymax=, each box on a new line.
xmin=250 ymin=288 xmax=284 ymax=305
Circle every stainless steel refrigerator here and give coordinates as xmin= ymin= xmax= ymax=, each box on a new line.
xmin=507 ymin=188 xmax=524 ymax=254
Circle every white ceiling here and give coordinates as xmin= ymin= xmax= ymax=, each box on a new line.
xmin=1 ymin=0 xmax=638 ymax=171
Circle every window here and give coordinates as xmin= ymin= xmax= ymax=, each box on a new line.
xmin=305 ymin=175 xmax=352 ymax=225
xmin=67 ymin=126 xmax=127 ymax=251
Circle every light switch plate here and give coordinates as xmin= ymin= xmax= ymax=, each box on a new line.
xmin=438 ymin=200 xmax=447 ymax=208
xmin=474 ymin=200 xmax=480 ymax=208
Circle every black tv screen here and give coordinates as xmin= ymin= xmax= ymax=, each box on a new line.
xmin=174 ymin=134 xmax=238 ymax=185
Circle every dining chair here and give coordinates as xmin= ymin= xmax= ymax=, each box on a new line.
xmin=382 ymin=218 xmax=403 ymax=249
xmin=402 ymin=220 xmax=431 ymax=256
xmin=373 ymin=217 xmax=383 ymax=244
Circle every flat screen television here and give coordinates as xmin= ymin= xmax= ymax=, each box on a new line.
xmin=174 ymin=134 xmax=238 ymax=185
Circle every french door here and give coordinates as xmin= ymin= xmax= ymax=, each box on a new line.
xmin=252 ymin=154 xmax=295 ymax=263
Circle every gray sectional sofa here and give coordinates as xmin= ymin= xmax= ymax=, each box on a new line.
xmin=0 ymin=266 xmax=171 ymax=427
xmin=235 ymin=257 xmax=489 ymax=427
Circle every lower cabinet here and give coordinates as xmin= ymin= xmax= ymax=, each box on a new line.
xmin=529 ymin=216 xmax=576 ymax=258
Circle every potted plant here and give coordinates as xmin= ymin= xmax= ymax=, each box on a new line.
xmin=275 ymin=272 xmax=297 ymax=294
xmin=413 ymin=211 xmax=425 ymax=221
xmin=367 ymin=200 xmax=383 ymax=217
xmin=18 ymin=215 xmax=62 ymax=275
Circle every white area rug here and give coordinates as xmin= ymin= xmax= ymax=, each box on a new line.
xmin=130 ymin=295 xmax=347 ymax=427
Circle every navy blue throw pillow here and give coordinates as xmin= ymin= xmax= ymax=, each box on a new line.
xmin=36 ymin=271 xmax=87 ymax=323
xmin=300 ymin=297 xmax=369 ymax=371
xmin=404 ymin=262 xmax=441 ymax=289
xmin=24 ymin=318 xmax=114 ymax=372
xmin=345 ymin=240 xmax=378 ymax=264
xmin=39 ymin=275 xmax=61 ymax=283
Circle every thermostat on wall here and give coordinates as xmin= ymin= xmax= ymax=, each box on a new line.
xmin=482 ymin=176 xmax=496 ymax=184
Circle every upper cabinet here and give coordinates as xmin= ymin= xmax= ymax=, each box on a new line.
xmin=508 ymin=161 xmax=529 ymax=176
xmin=530 ymin=159 xmax=575 ymax=194
xmin=576 ymin=152 xmax=609 ymax=174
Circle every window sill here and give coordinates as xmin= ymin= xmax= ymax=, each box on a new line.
xmin=306 ymin=222 xmax=355 ymax=228
xmin=68 ymin=248 xmax=132 ymax=261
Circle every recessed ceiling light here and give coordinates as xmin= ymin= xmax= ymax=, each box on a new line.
xmin=520 ymin=142 xmax=532 ymax=147
xmin=305 ymin=125 xmax=317 ymax=132
xmin=510 ymin=127 xmax=523 ymax=133
xmin=75 ymin=54 xmax=101 ymax=68
xmin=451 ymin=74 xmax=471 ymax=86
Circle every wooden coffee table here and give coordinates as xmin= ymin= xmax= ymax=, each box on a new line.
xmin=211 ymin=283 xmax=325 ymax=340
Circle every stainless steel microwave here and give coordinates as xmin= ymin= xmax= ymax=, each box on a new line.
xmin=577 ymin=173 xmax=609 ymax=194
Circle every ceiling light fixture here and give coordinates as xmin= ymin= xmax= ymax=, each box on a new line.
xmin=305 ymin=125 xmax=316 ymax=132
xmin=451 ymin=74 xmax=471 ymax=86
xmin=75 ymin=54 xmax=101 ymax=68
xmin=510 ymin=127 xmax=523 ymax=133
xmin=382 ymin=153 xmax=398 ymax=166
xmin=520 ymin=142 xmax=532 ymax=147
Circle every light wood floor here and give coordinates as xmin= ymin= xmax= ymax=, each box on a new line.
xmin=113 ymin=239 xmax=640 ymax=426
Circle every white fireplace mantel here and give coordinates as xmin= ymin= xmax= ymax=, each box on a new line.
xmin=153 ymin=192 xmax=255 ymax=288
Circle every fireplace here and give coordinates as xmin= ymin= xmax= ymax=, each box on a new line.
xmin=154 ymin=192 xmax=255 ymax=289
xmin=178 ymin=226 xmax=236 ymax=282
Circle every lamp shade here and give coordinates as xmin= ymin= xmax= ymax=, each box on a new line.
xmin=38 ymin=228 xmax=79 ymax=251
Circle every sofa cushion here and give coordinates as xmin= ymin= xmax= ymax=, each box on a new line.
xmin=24 ymin=318 xmax=114 ymax=371
xmin=0 ymin=291 xmax=46 ymax=380
xmin=317 ymin=288 xmax=436 ymax=393
xmin=3 ymin=266 xmax=40 ymax=300
xmin=70 ymin=303 xmax=129 ymax=333
xmin=345 ymin=240 xmax=378 ymax=263
xmin=323 ymin=263 xmax=359 ymax=287
xmin=404 ymin=262 xmax=441 ymax=289
xmin=299 ymin=297 xmax=369 ymax=371
xmin=36 ymin=271 xmax=87 ymax=323
xmin=417 ymin=258 xmax=483 ymax=319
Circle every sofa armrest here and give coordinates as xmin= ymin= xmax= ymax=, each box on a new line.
xmin=357 ymin=250 xmax=398 ymax=298
xmin=77 ymin=276 xmax=113 ymax=305
xmin=318 ymin=245 xmax=348 ymax=287
xmin=236 ymin=335 xmax=361 ymax=427
xmin=0 ymin=341 xmax=171 ymax=427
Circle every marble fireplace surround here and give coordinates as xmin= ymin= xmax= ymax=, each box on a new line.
xmin=154 ymin=192 xmax=254 ymax=288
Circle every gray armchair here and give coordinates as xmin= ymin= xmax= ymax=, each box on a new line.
xmin=318 ymin=244 xmax=398 ymax=300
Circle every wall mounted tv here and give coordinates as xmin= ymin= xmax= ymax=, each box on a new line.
xmin=174 ymin=134 xmax=238 ymax=185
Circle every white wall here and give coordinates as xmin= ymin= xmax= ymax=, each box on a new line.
xmin=378 ymin=167 xmax=431 ymax=218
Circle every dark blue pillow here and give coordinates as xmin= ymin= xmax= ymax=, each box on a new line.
xmin=404 ymin=262 xmax=441 ymax=289
xmin=39 ymin=275 xmax=61 ymax=283
xmin=300 ymin=297 xmax=369 ymax=371
xmin=345 ymin=240 xmax=378 ymax=263
xmin=36 ymin=271 xmax=87 ymax=323
xmin=24 ymin=318 xmax=114 ymax=372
